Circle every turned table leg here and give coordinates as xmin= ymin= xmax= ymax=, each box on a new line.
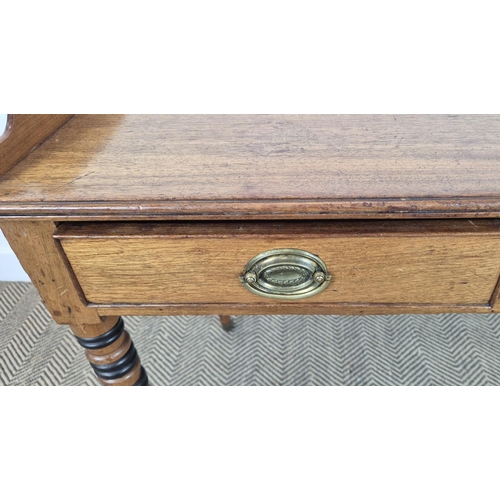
xmin=70 ymin=316 xmax=148 ymax=386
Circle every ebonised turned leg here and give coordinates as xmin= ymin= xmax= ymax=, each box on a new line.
xmin=219 ymin=315 xmax=235 ymax=332
xmin=70 ymin=316 xmax=148 ymax=386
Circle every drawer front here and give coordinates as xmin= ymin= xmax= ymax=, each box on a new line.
xmin=55 ymin=221 xmax=500 ymax=306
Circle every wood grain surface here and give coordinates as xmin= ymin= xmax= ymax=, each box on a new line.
xmin=2 ymin=115 xmax=500 ymax=219
xmin=57 ymin=220 xmax=500 ymax=307
xmin=94 ymin=303 xmax=493 ymax=317
xmin=0 ymin=220 xmax=102 ymax=325
xmin=69 ymin=315 xmax=120 ymax=339
xmin=0 ymin=114 xmax=73 ymax=177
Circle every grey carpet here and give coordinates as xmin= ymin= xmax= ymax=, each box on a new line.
xmin=1 ymin=281 xmax=500 ymax=385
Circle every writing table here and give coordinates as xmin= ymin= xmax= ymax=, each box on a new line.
xmin=1 ymin=115 xmax=500 ymax=385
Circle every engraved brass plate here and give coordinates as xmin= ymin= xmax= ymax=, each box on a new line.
xmin=239 ymin=249 xmax=331 ymax=300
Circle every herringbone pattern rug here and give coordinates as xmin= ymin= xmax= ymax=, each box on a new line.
xmin=1 ymin=281 xmax=500 ymax=385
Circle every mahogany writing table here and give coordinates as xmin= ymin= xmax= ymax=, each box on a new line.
xmin=1 ymin=114 xmax=500 ymax=385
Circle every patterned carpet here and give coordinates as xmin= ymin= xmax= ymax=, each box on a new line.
xmin=1 ymin=281 xmax=500 ymax=385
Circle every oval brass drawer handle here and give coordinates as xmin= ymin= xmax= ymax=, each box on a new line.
xmin=239 ymin=249 xmax=331 ymax=300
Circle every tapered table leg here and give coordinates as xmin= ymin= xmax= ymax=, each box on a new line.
xmin=219 ymin=315 xmax=235 ymax=332
xmin=71 ymin=316 xmax=148 ymax=386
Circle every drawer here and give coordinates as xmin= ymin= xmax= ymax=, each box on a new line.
xmin=55 ymin=220 xmax=500 ymax=307
xmin=55 ymin=219 xmax=500 ymax=305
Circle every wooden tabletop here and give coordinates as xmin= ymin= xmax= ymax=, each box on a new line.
xmin=1 ymin=114 xmax=500 ymax=220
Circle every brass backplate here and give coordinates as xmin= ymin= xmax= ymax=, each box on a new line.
xmin=239 ymin=248 xmax=331 ymax=300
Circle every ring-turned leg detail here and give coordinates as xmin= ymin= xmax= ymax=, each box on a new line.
xmin=71 ymin=317 xmax=149 ymax=386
